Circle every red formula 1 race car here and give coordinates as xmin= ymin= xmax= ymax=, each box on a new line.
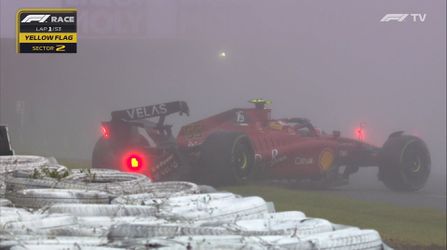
xmin=92 ymin=99 xmax=431 ymax=191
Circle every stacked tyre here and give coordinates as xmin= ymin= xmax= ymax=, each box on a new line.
xmin=0 ymin=155 xmax=390 ymax=250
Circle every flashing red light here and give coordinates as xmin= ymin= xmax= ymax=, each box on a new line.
xmin=120 ymin=150 xmax=153 ymax=179
xmin=355 ymin=123 xmax=366 ymax=141
xmin=101 ymin=125 xmax=110 ymax=139
xmin=126 ymin=154 xmax=143 ymax=169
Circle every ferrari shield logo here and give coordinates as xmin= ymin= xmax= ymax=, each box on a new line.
xmin=319 ymin=149 xmax=334 ymax=171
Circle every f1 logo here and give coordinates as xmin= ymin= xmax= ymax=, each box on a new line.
xmin=380 ymin=14 xmax=408 ymax=22
xmin=381 ymin=13 xmax=427 ymax=22
xmin=21 ymin=14 xmax=50 ymax=23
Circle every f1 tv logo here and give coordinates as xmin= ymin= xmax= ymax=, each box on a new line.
xmin=21 ymin=14 xmax=50 ymax=23
xmin=380 ymin=14 xmax=427 ymax=23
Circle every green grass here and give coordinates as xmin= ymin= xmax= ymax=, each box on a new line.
xmin=225 ymin=185 xmax=446 ymax=247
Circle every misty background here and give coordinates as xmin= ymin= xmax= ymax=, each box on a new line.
xmin=0 ymin=0 xmax=445 ymax=195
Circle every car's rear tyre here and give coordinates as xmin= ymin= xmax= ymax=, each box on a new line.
xmin=195 ymin=132 xmax=255 ymax=186
xmin=92 ymin=137 xmax=117 ymax=170
xmin=379 ymin=134 xmax=430 ymax=191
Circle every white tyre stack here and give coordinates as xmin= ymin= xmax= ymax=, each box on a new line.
xmin=6 ymin=189 xmax=110 ymax=209
xmin=48 ymin=204 xmax=157 ymax=217
xmin=0 ymin=154 xmax=390 ymax=250
xmin=0 ymin=155 xmax=49 ymax=196
xmin=158 ymin=196 xmax=269 ymax=223
xmin=0 ymin=198 xmax=12 ymax=207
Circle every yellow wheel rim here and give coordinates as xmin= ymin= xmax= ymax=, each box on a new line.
xmin=240 ymin=153 xmax=248 ymax=170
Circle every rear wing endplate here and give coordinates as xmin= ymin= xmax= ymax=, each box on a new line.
xmin=111 ymin=101 xmax=189 ymax=122
xmin=0 ymin=125 xmax=14 ymax=155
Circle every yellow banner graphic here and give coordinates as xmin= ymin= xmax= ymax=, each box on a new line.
xmin=19 ymin=33 xmax=77 ymax=43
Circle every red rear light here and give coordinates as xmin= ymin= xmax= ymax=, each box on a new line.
xmin=355 ymin=123 xmax=366 ymax=141
xmin=121 ymin=150 xmax=152 ymax=179
xmin=101 ymin=125 xmax=110 ymax=139
xmin=126 ymin=154 xmax=143 ymax=169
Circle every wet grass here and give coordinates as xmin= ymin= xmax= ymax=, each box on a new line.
xmin=225 ymin=185 xmax=446 ymax=248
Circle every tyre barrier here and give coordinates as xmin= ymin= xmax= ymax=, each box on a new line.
xmin=110 ymin=182 xmax=200 ymax=205
xmin=1 ymin=215 xmax=77 ymax=234
xmin=0 ymin=155 xmax=389 ymax=249
xmin=0 ymin=156 xmax=49 ymax=174
xmin=5 ymin=170 xmax=152 ymax=196
xmin=111 ymin=236 xmax=268 ymax=249
xmin=163 ymin=192 xmax=239 ymax=206
xmin=1 ymin=232 xmax=384 ymax=250
xmin=112 ymin=192 xmax=237 ymax=206
xmin=77 ymin=216 xmax=167 ymax=227
xmin=110 ymin=230 xmax=383 ymax=250
xmin=197 ymin=185 xmax=218 ymax=193
xmin=48 ymin=204 xmax=157 ymax=217
xmin=4 ymin=170 xmax=156 ymax=196
xmin=0 ymin=198 xmax=12 ymax=207
xmin=0 ymin=155 xmax=49 ymax=196
xmin=4 ymin=175 xmax=83 ymax=193
xmin=63 ymin=170 xmax=152 ymax=193
xmin=299 ymin=228 xmax=383 ymax=250
xmin=158 ymin=196 xmax=269 ymax=223
xmin=37 ymin=224 xmax=111 ymax=237
xmin=0 ymin=237 xmax=109 ymax=249
xmin=0 ymin=207 xmax=32 ymax=218
xmin=229 ymin=217 xmax=334 ymax=236
xmin=264 ymin=210 xmax=306 ymax=220
xmin=0 ymin=213 xmax=39 ymax=226
xmin=10 ymin=245 xmax=123 ymax=250
xmin=136 ymin=181 xmax=200 ymax=198
xmin=5 ymin=189 xmax=110 ymax=209
xmin=40 ymin=217 xmax=168 ymax=238
xmin=108 ymin=223 xmax=235 ymax=238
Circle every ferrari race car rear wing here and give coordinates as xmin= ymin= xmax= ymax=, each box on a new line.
xmin=103 ymin=101 xmax=189 ymax=146
xmin=111 ymin=101 xmax=189 ymax=122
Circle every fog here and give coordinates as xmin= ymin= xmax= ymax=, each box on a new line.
xmin=1 ymin=0 xmax=445 ymax=195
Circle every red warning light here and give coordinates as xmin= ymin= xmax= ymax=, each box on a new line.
xmin=101 ymin=125 xmax=110 ymax=139
xmin=126 ymin=154 xmax=143 ymax=169
xmin=120 ymin=150 xmax=153 ymax=179
xmin=355 ymin=123 xmax=366 ymax=141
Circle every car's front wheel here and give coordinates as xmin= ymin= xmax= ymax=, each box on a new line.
xmin=379 ymin=133 xmax=430 ymax=191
